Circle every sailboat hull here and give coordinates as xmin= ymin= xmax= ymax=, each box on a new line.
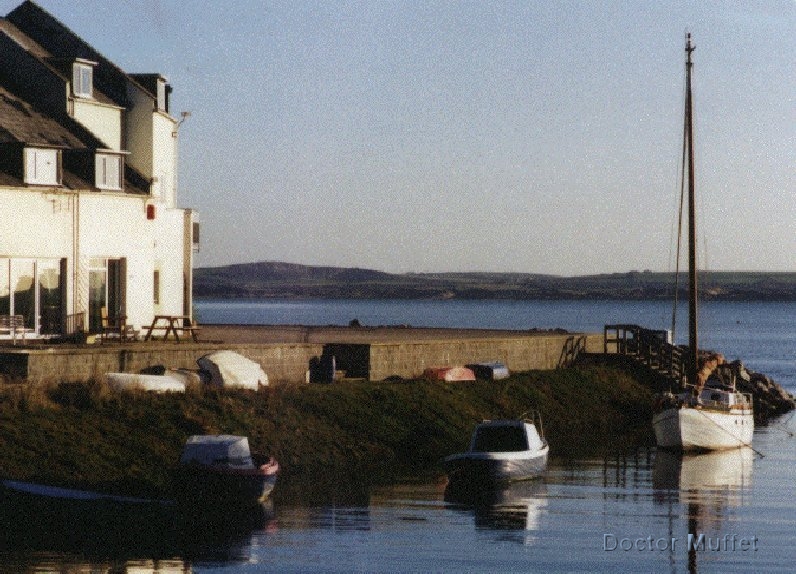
xmin=653 ymin=406 xmax=754 ymax=451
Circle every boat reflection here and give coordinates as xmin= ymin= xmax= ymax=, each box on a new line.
xmin=653 ymin=447 xmax=753 ymax=524
xmin=653 ymin=447 xmax=754 ymax=574
xmin=444 ymin=479 xmax=548 ymax=536
xmin=0 ymin=493 xmax=276 ymax=569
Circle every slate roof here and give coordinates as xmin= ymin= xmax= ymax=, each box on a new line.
xmin=0 ymin=1 xmax=151 ymax=194
xmin=0 ymin=85 xmax=86 ymax=147
xmin=6 ymin=1 xmax=158 ymax=105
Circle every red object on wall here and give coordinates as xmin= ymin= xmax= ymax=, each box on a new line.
xmin=146 ymin=204 xmax=156 ymax=220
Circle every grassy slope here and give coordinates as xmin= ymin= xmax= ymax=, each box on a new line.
xmin=0 ymin=364 xmax=655 ymax=500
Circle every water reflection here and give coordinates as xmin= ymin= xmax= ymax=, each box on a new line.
xmin=0 ymin=494 xmax=276 ymax=572
xmin=444 ymin=480 xmax=548 ymax=539
xmin=653 ymin=448 xmax=754 ymax=525
xmin=653 ymin=448 xmax=755 ymax=574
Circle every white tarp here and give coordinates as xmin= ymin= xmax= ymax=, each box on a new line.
xmin=179 ymin=434 xmax=254 ymax=468
xmin=105 ymin=372 xmax=186 ymax=393
xmin=197 ymin=351 xmax=268 ymax=390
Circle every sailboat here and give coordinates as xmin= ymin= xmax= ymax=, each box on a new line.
xmin=651 ymin=34 xmax=754 ymax=451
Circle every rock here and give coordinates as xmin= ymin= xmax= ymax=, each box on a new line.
xmin=706 ymin=358 xmax=795 ymax=422
xmin=197 ymin=351 xmax=268 ymax=390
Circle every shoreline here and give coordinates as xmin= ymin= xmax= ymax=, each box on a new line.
xmin=0 ymin=364 xmax=658 ymax=501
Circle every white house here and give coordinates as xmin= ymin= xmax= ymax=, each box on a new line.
xmin=0 ymin=1 xmax=196 ymax=337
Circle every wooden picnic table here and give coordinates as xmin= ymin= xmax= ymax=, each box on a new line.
xmin=144 ymin=315 xmax=200 ymax=342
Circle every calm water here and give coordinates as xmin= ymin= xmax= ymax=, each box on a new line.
xmin=2 ymin=299 xmax=795 ymax=573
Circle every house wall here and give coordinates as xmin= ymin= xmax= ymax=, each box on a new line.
xmin=72 ymin=99 xmax=123 ymax=150
xmin=152 ymin=112 xmax=177 ymax=207
xmin=0 ymin=189 xmax=74 ymax=259
xmin=0 ymin=188 xmax=76 ymax=332
xmin=0 ymin=188 xmax=190 ymax=333
xmin=124 ymin=86 xmax=178 ymax=208
xmin=151 ymin=206 xmax=189 ymax=318
xmin=78 ymin=194 xmax=189 ymax=330
xmin=124 ymin=86 xmax=154 ymax=184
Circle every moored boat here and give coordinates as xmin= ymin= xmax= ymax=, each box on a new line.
xmin=423 ymin=366 xmax=476 ymax=382
xmin=652 ymin=34 xmax=754 ymax=451
xmin=174 ymin=435 xmax=279 ymax=507
xmin=466 ymin=362 xmax=510 ymax=380
xmin=653 ymin=379 xmax=753 ymax=450
xmin=442 ymin=416 xmax=548 ymax=488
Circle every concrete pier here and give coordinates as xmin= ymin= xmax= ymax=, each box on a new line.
xmin=0 ymin=324 xmax=604 ymax=384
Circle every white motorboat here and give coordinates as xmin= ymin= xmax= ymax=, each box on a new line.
xmin=442 ymin=417 xmax=548 ymax=488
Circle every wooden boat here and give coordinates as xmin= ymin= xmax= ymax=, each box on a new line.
xmin=174 ymin=435 xmax=279 ymax=507
xmin=652 ymin=34 xmax=754 ymax=451
xmin=442 ymin=416 xmax=548 ymax=488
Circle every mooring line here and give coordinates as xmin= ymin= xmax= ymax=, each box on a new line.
xmin=694 ymin=409 xmax=764 ymax=458
xmin=771 ymin=411 xmax=795 ymax=438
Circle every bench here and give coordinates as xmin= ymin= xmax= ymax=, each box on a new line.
xmin=144 ymin=315 xmax=201 ymax=342
xmin=0 ymin=315 xmax=30 ymax=344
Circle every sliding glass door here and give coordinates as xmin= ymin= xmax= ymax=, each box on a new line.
xmin=0 ymin=258 xmax=64 ymax=334
xmin=88 ymin=258 xmax=125 ymax=333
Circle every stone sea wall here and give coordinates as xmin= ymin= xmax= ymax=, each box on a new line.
xmin=0 ymin=330 xmax=603 ymax=384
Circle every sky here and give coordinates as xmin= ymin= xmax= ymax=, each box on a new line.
xmin=2 ymin=1 xmax=794 ymax=275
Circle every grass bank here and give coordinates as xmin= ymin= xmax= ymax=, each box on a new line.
xmin=0 ymin=364 xmax=655 ymax=500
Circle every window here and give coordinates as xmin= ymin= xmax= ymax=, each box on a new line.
xmin=0 ymin=258 xmax=63 ymax=333
xmin=95 ymin=153 xmax=122 ymax=190
xmin=24 ymin=148 xmax=60 ymax=185
xmin=153 ymin=270 xmax=160 ymax=305
xmin=73 ymin=63 xmax=93 ymax=98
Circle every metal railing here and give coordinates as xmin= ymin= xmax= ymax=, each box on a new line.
xmin=64 ymin=312 xmax=85 ymax=335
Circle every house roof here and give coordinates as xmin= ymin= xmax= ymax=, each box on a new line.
xmin=0 ymin=1 xmax=155 ymax=194
xmin=0 ymin=18 xmax=117 ymax=109
xmin=0 ymin=85 xmax=149 ymax=194
xmin=6 ymin=1 xmax=162 ymax=106
xmin=0 ymin=85 xmax=86 ymax=147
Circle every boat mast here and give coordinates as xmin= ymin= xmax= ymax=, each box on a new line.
xmin=685 ymin=33 xmax=699 ymax=392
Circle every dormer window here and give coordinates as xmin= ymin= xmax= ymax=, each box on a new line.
xmin=156 ymin=78 xmax=171 ymax=113
xmin=24 ymin=147 xmax=61 ymax=186
xmin=95 ymin=152 xmax=123 ymax=190
xmin=72 ymin=61 xmax=94 ymax=98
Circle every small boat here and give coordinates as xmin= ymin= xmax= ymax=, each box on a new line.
xmin=442 ymin=415 xmax=549 ymax=488
xmin=174 ymin=435 xmax=279 ymax=507
xmin=423 ymin=366 xmax=476 ymax=382
xmin=652 ymin=34 xmax=754 ymax=451
xmin=466 ymin=362 xmax=510 ymax=380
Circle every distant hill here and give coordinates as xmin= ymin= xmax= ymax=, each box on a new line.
xmin=193 ymin=262 xmax=796 ymax=300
